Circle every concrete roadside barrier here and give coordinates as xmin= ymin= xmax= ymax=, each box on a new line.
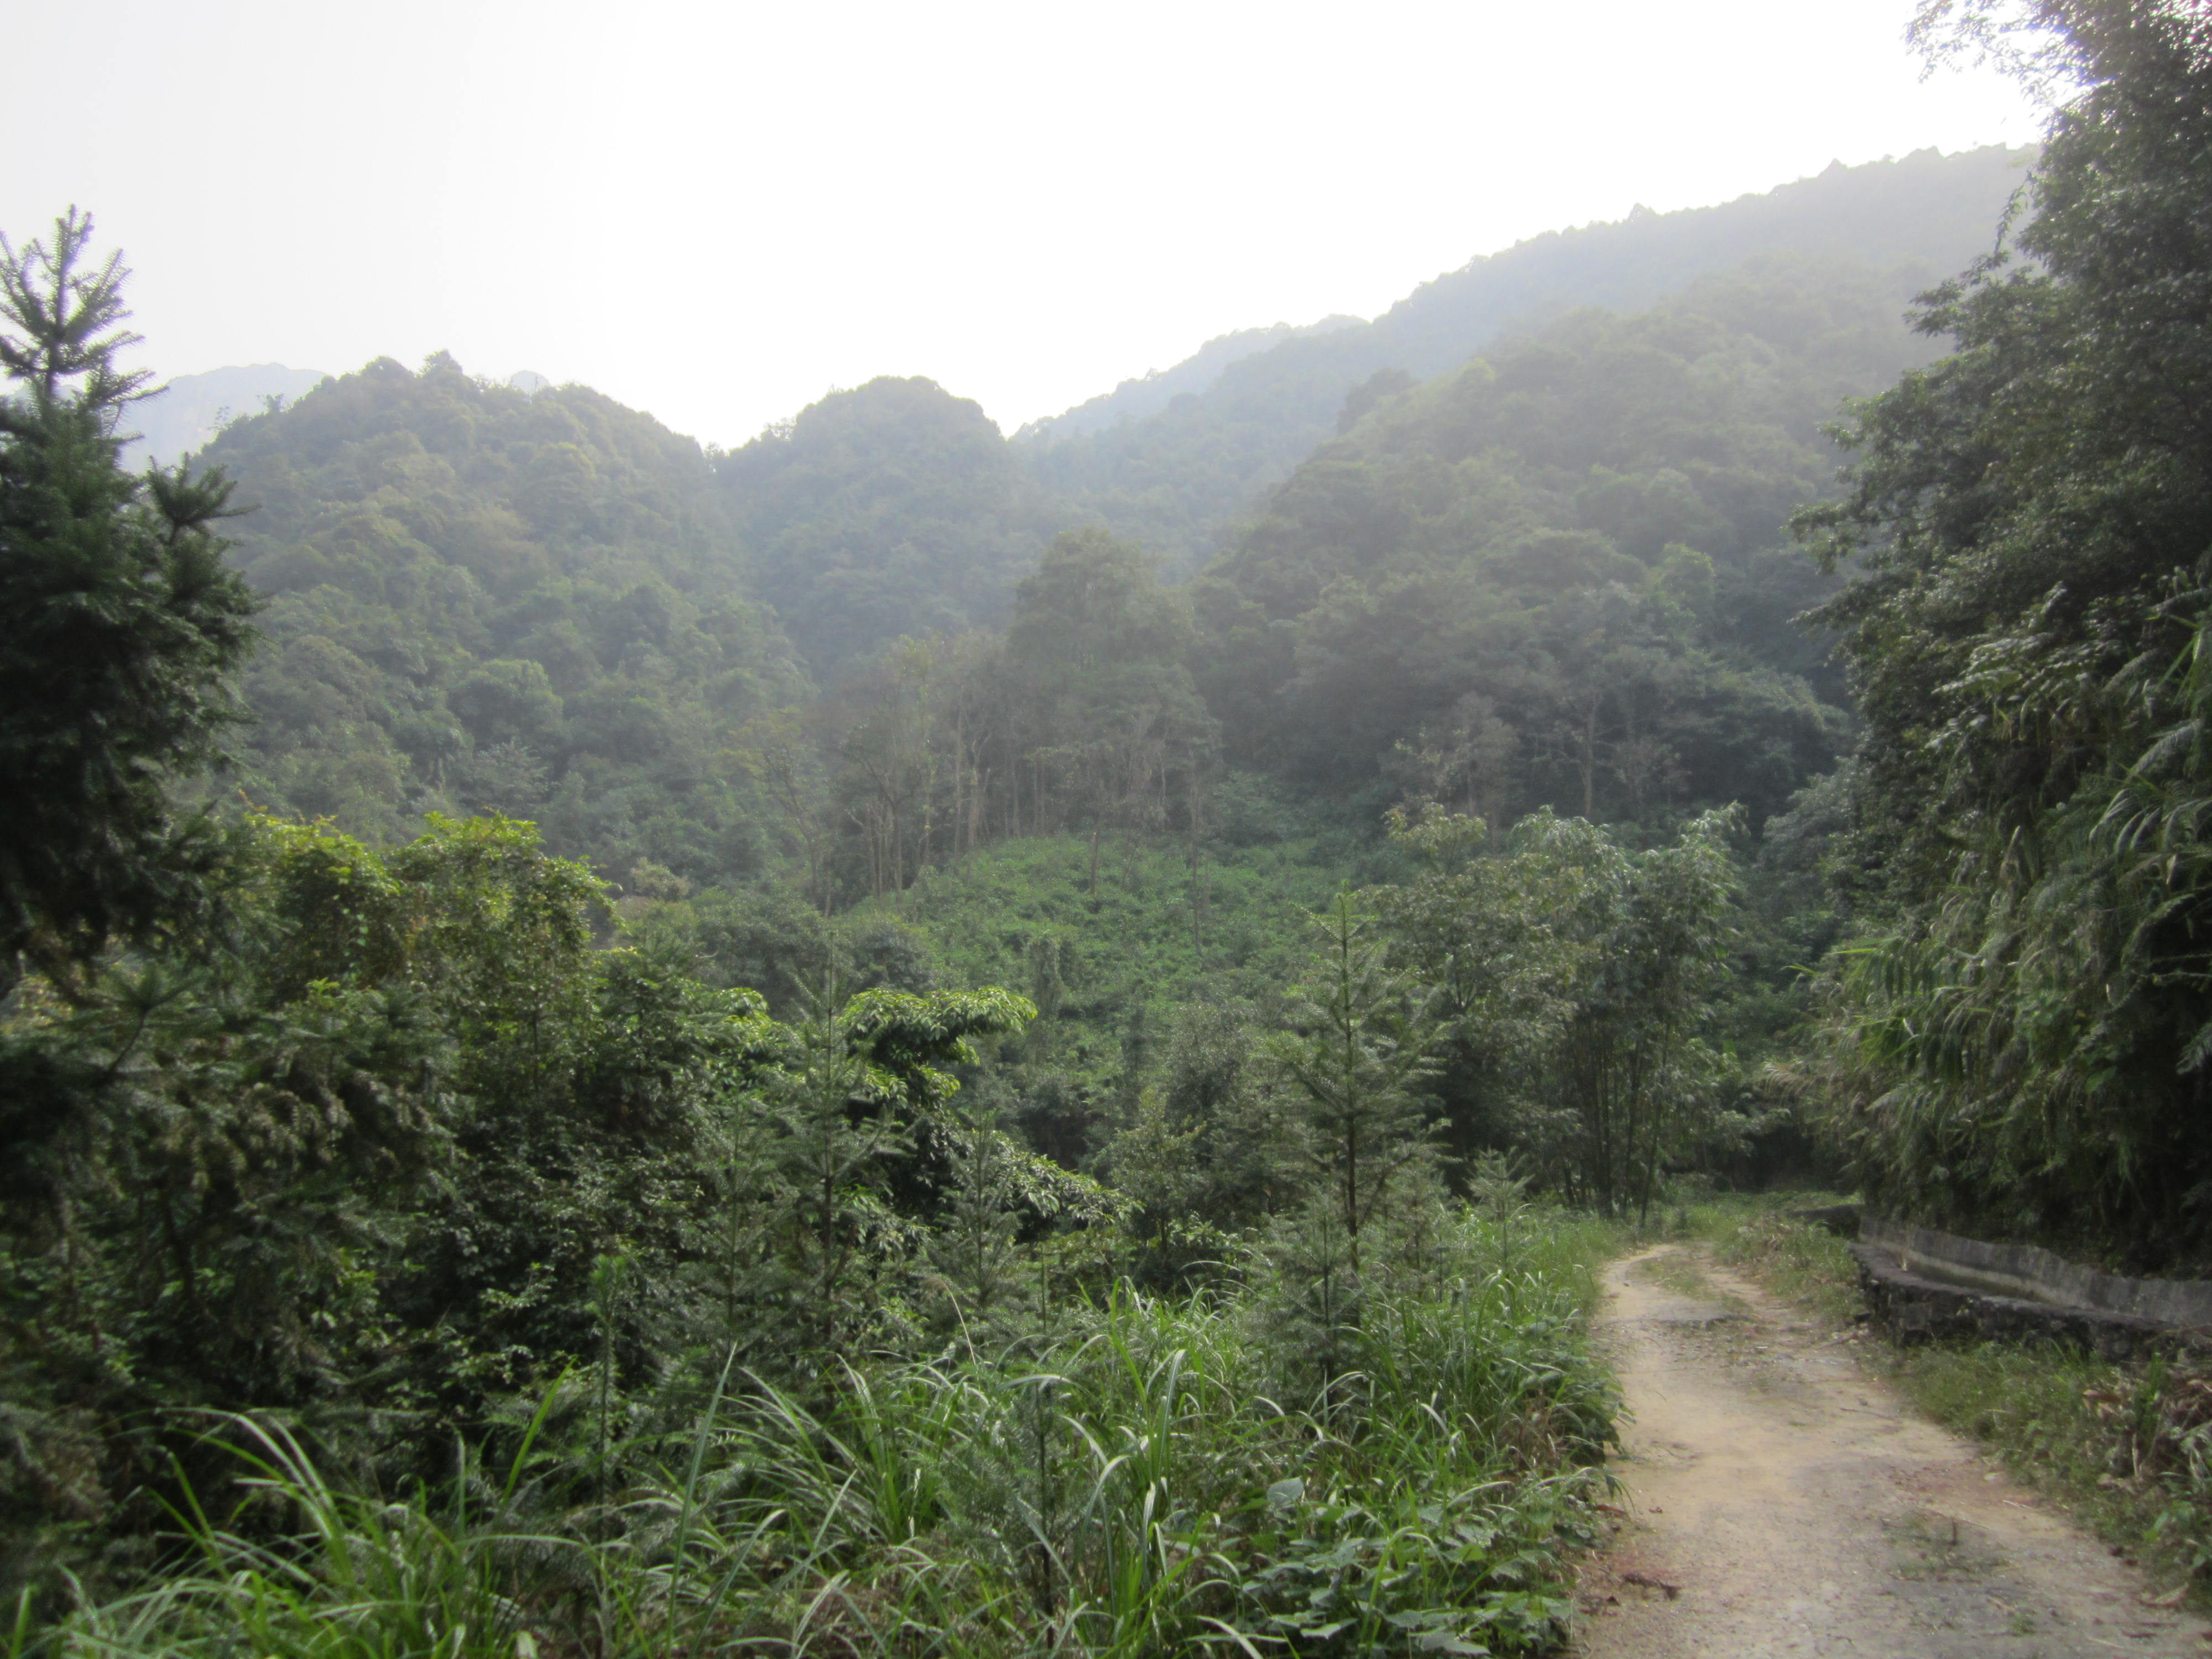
xmin=1851 ymin=1215 xmax=2212 ymax=1359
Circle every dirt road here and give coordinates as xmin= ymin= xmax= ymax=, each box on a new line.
xmin=1577 ymin=1245 xmax=2210 ymax=1658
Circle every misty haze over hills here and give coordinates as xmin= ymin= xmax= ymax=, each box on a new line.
xmin=160 ymin=147 xmax=2036 ymax=689
xmin=123 ymin=363 xmax=327 ymax=468
xmin=127 ymin=366 xmax=560 ymax=467
xmin=168 ymin=138 xmax=2044 ymax=872
xmin=1026 ymin=144 xmax=2028 ymax=447
xmin=1019 ymin=315 xmax=1366 ymax=444
xmin=159 ymin=147 xmax=2027 ymax=500
xmin=1018 ymin=144 xmax=2032 ymax=570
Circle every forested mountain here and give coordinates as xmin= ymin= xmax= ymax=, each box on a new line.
xmin=1022 ymin=314 xmax=1364 ymax=442
xmin=714 ymin=375 xmax=1071 ymax=680
xmin=1022 ymin=145 xmax=2031 ymax=572
xmin=195 ymin=352 xmax=808 ymax=882
xmin=1193 ymin=257 xmax=1936 ymax=828
xmin=131 ymin=243 xmax=1897 ymax=1207
xmin=189 ymin=251 xmax=1948 ymax=905
xmin=179 ymin=151 xmax=2027 ymax=709
xmin=3 ymin=212 xmax=1649 ymax=1649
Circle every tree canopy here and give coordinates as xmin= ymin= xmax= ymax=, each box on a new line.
xmin=1191 ymin=258 xmax=1926 ymax=829
xmin=1021 ymin=146 xmax=2033 ymax=575
xmin=19 ymin=72 xmax=2201 ymax=1652
xmin=0 ymin=209 xmax=259 ymax=998
xmin=190 ymin=352 xmax=808 ymax=885
xmin=1804 ymin=0 xmax=2212 ymax=1265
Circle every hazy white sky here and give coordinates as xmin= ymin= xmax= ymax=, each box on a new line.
xmin=4 ymin=0 xmax=2041 ymax=448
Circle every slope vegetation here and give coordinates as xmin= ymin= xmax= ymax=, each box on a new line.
xmin=199 ymin=352 xmax=806 ymax=879
xmin=1024 ymin=145 xmax=2031 ymax=572
xmin=1193 ymin=257 xmax=1929 ymax=830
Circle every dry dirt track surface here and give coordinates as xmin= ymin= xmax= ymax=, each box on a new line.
xmin=1575 ymin=1245 xmax=2212 ymax=1658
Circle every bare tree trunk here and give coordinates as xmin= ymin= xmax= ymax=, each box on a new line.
xmin=1581 ymin=700 xmax=1599 ymax=820
xmin=1188 ymin=768 xmax=1204 ymax=957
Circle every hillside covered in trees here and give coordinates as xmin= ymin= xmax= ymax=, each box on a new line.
xmin=181 ymin=151 xmax=2021 ymax=906
xmin=195 ymin=356 xmax=807 ymax=881
xmin=10 ymin=2 xmax=2212 ymax=1648
xmin=1022 ymin=144 xmax=2031 ymax=573
xmin=96 ymin=142 xmax=2038 ymax=1246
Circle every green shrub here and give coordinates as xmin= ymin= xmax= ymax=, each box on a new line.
xmin=22 ymin=1208 xmax=1616 ymax=1659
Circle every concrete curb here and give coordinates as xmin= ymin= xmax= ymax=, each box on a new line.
xmin=1860 ymin=1215 xmax=2212 ymax=1327
xmin=1849 ymin=1243 xmax=2201 ymax=1360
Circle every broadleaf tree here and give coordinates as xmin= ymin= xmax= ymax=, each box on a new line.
xmin=1801 ymin=0 xmax=2212 ymax=1264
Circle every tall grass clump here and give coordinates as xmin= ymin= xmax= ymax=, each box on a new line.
xmin=18 ymin=1204 xmax=1616 ymax=1659
xmin=1697 ymin=1199 xmax=1863 ymax=1322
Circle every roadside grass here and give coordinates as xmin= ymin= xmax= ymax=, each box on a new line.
xmin=1693 ymin=1194 xmax=2212 ymax=1598
xmin=14 ymin=1204 xmax=1625 ymax=1659
xmin=1692 ymin=1195 xmax=1863 ymax=1324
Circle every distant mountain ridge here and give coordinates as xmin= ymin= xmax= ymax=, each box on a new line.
xmin=127 ymin=365 xmax=557 ymax=468
xmin=124 ymin=363 xmax=328 ymax=467
xmin=1369 ymin=144 xmax=2030 ymax=374
xmin=170 ymin=147 xmax=2038 ymax=697
xmin=1019 ymin=145 xmax=2033 ymax=572
xmin=1018 ymin=316 xmax=1363 ymax=445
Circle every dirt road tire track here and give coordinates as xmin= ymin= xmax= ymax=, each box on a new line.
xmin=1574 ymin=1245 xmax=2210 ymax=1657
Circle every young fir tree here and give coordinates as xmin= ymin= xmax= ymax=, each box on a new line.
xmin=923 ymin=1107 xmax=1034 ymax=1346
xmin=768 ymin=977 xmax=902 ymax=1359
xmin=0 ymin=209 xmax=259 ymax=1000
xmin=1264 ymin=895 xmax=1442 ymax=1274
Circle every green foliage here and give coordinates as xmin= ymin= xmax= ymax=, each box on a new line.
xmin=1553 ymin=808 xmax=1743 ymax=1221
xmin=1194 ymin=260 xmax=1902 ymax=826
xmin=195 ymin=351 xmax=806 ymax=883
xmin=2 ymin=818 xmax=658 ymax=1568
xmin=923 ymin=1102 xmax=1039 ymax=1340
xmin=726 ymin=978 xmax=1044 ymax=1364
xmin=1265 ymin=898 xmax=1443 ymax=1267
xmin=1802 ymin=0 xmax=2212 ymax=1267
xmin=1022 ymin=147 xmax=2033 ymax=576
xmin=28 ymin=1208 xmax=1616 ymax=1659
xmin=87 ymin=194 xmax=1992 ymax=994
xmin=6 ymin=127 xmax=2061 ymax=1655
xmin=0 ymin=210 xmax=259 ymax=999
xmin=1098 ymin=999 xmax=1305 ymax=1286
xmin=892 ymin=831 xmax=1342 ymax=1068
xmin=1381 ymin=807 xmax=1743 ymax=1219
xmin=718 ymin=376 xmax=1069 ymax=681
xmin=148 ymin=169 xmax=2043 ymax=936
xmin=1 ymin=764 xmax=1649 ymax=1646
xmin=389 ymin=813 xmax=607 ymax=1102
xmin=1006 ymin=529 xmax=1213 ymax=880
xmin=1379 ymin=809 xmax=1596 ymax=1166
xmin=0 ymin=815 xmax=632 ymax=1550
xmin=785 ymin=530 xmax=1214 ymax=909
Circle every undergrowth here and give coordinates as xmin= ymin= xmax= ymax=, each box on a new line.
xmin=1694 ymin=1194 xmax=2212 ymax=1597
xmin=1695 ymin=1198 xmax=1863 ymax=1323
xmin=12 ymin=1207 xmax=1620 ymax=1659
